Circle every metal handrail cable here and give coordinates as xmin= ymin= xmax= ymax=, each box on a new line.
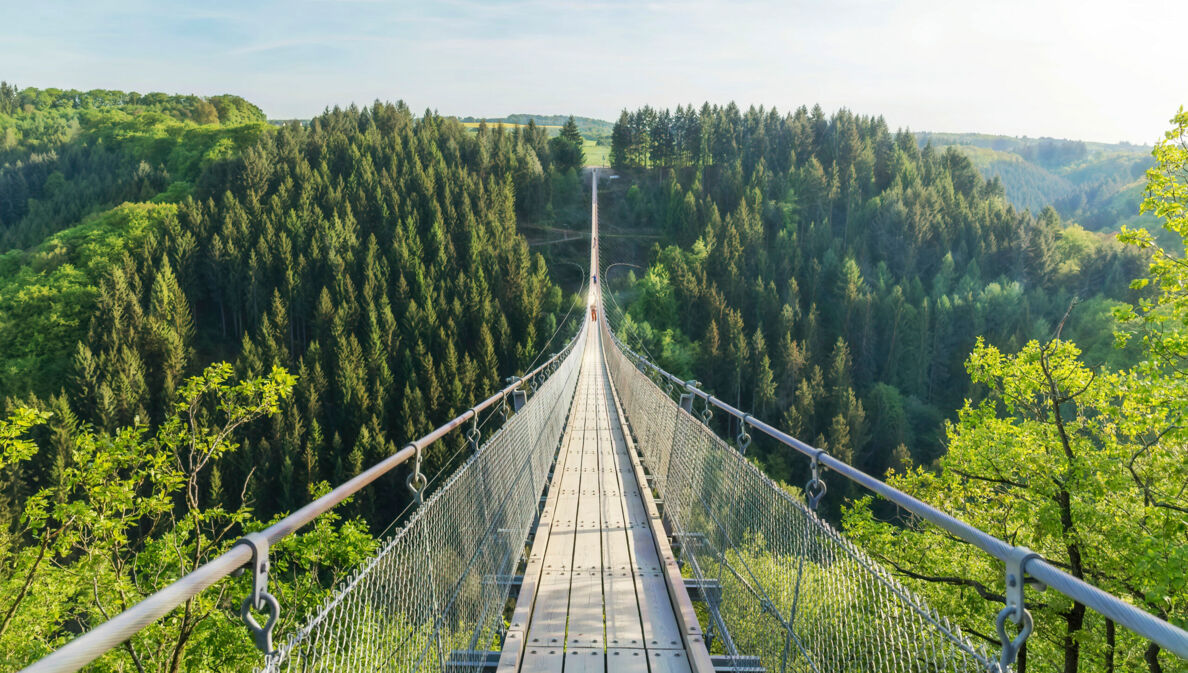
xmin=603 ymin=325 xmax=1188 ymax=662
xmin=22 ymin=324 xmax=587 ymax=673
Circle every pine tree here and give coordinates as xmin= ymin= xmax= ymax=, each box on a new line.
xmin=145 ymin=256 xmax=195 ymax=414
xmin=549 ymin=116 xmax=584 ymax=173
xmin=610 ymin=111 xmax=632 ymax=168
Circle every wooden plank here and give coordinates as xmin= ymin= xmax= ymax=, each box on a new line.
xmin=636 ymin=570 xmax=685 ymax=649
xmin=499 ymin=362 xmax=585 ymax=673
xmin=599 ymin=451 xmax=633 ymax=572
xmin=607 ymin=648 xmax=651 ymax=672
xmin=561 ymin=648 xmax=604 ymax=673
xmin=594 ymin=336 xmax=693 ymax=654
xmin=564 ymin=568 xmax=604 ymax=648
xmin=517 ymin=646 xmax=564 ymax=673
xmin=494 ymin=630 xmax=525 ymax=673
xmin=525 ymin=568 xmax=572 ymax=648
xmin=622 ymin=492 xmax=662 ymax=572
xmin=646 ymin=649 xmax=695 ymax=673
xmin=508 ymin=328 xmax=715 ymax=673
xmin=603 ymin=569 xmax=644 ymax=648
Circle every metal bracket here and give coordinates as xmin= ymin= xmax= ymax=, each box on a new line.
xmin=804 ymin=449 xmax=828 ymax=511
xmin=236 ymin=532 xmax=280 ymax=655
xmin=996 ymin=547 xmax=1042 ymax=670
xmin=737 ymin=414 xmax=752 ymax=455
xmin=683 ymin=577 xmax=724 ymax=606
xmin=406 ymin=441 xmax=427 ymax=506
xmin=710 ymin=654 xmax=766 ymax=673
xmin=680 ymin=380 xmax=700 ymax=413
xmin=701 ymin=395 xmax=714 ymax=423
xmin=482 ymin=574 xmax=524 ymax=598
xmin=1004 ymin=547 xmax=1044 ymax=618
xmin=445 ymin=649 xmax=501 ymax=672
xmin=467 ymin=415 xmax=481 ymax=453
xmin=512 ymin=389 xmax=527 ymax=412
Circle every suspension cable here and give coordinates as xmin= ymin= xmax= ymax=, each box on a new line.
xmin=521 ymin=262 xmax=587 ymax=375
xmin=597 ymin=259 xmax=661 ymax=365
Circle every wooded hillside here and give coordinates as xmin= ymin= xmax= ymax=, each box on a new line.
xmin=603 ymin=103 xmax=1146 ymax=479
xmin=0 ymin=86 xmax=589 ymax=670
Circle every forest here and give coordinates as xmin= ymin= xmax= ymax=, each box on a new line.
xmin=601 ymin=103 xmax=1186 ymax=672
xmin=1 ymin=80 xmax=1183 ymax=673
xmin=0 ymin=84 xmax=589 ymax=670
xmin=916 ymin=132 xmax=1162 ymax=243
xmin=603 ymin=103 xmax=1146 ymax=473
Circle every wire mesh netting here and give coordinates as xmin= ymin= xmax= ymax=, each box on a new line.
xmin=259 ymin=326 xmax=588 ymax=673
xmin=602 ymin=324 xmax=996 ymax=673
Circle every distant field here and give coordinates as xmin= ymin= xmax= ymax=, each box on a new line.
xmin=460 ymin=121 xmax=561 ymax=132
xmin=584 ymin=139 xmax=610 ymax=167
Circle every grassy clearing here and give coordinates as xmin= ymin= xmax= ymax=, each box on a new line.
xmin=583 ymin=139 xmax=610 ymax=167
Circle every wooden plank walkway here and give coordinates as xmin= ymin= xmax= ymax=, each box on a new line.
xmin=497 ymin=326 xmax=709 ymax=673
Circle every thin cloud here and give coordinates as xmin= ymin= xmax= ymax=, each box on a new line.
xmin=0 ymin=0 xmax=1182 ymax=143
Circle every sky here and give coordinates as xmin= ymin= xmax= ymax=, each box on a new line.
xmin=1 ymin=0 xmax=1184 ymax=145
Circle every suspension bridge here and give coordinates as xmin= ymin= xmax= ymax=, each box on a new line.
xmin=22 ymin=173 xmax=1188 ymax=673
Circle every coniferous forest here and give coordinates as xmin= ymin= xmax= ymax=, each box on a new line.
xmin=0 ymin=85 xmax=587 ymax=669
xmin=1 ymin=82 xmax=1184 ymax=673
xmin=599 ymin=104 xmax=1187 ymax=672
xmin=601 ymin=103 xmax=1145 ymax=477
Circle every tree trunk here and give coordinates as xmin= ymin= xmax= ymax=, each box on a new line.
xmin=1063 ymin=601 xmax=1085 ymax=673
xmin=1040 ymin=346 xmax=1086 ymax=673
xmin=1144 ymin=642 xmax=1163 ymax=673
xmin=1105 ymin=619 xmax=1115 ymax=673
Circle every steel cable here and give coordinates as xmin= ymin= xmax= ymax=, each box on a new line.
xmin=601 ymin=320 xmax=995 ymax=673
xmin=258 ymin=324 xmax=589 ymax=673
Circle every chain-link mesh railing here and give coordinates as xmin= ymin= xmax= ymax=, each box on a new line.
xmin=260 ymin=324 xmax=589 ymax=673
xmin=601 ymin=323 xmax=995 ymax=673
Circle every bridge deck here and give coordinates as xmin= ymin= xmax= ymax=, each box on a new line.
xmin=497 ymin=326 xmax=710 ymax=673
